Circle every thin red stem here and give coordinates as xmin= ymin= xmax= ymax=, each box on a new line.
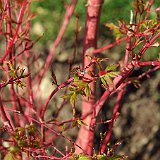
xmin=37 ymin=0 xmax=78 ymax=86
xmin=93 ymin=37 xmax=127 ymax=54
xmin=136 ymin=61 xmax=160 ymax=66
xmin=41 ymin=77 xmax=73 ymax=120
xmin=138 ymin=32 xmax=160 ymax=57
xmin=0 ymin=1 xmax=28 ymax=63
xmin=0 ymin=95 xmax=13 ymax=130
xmin=100 ymin=89 xmax=124 ymax=153
xmin=124 ymin=35 xmax=131 ymax=67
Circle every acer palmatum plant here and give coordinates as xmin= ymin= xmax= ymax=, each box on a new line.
xmin=0 ymin=0 xmax=160 ymax=159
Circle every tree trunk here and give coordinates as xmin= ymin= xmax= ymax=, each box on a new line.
xmin=75 ymin=0 xmax=104 ymax=155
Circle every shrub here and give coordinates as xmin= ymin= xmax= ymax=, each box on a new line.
xmin=0 ymin=0 xmax=159 ymax=159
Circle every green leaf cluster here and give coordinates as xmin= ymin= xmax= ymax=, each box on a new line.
xmin=100 ymin=64 xmax=120 ymax=89
xmin=12 ymin=125 xmax=40 ymax=149
xmin=105 ymin=23 xmax=123 ymax=40
xmin=72 ymin=118 xmax=87 ymax=128
xmin=3 ymin=125 xmax=41 ymax=160
xmin=4 ymin=61 xmax=28 ymax=88
xmin=63 ymin=75 xmax=91 ymax=116
xmin=4 ymin=152 xmax=22 ymax=160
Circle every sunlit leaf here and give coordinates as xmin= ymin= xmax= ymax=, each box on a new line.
xmin=78 ymin=155 xmax=91 ymax=160
xmin=4 ymin=152 xmax=22 ymax=160
xmin=70 ymin=93 xmax=76 ymax=107
xmin=69 ymin=87 xmax=76 ymax=91
xmin=8 ymin=62 xmax=14 ymax=71
xmin=74 ymin=74 xmax=80 ymax=81
xmin=59 ymin=124 xmax=65 ymax=132
xmin=73 ymin=80 xmax=86 ymax=88
xmin=72 ymin=120 xmax=77 ymax=127
xmin=77 ymin=119 xmax=87 ymax=126
xmin=104 ymin=75 xmax=113 ymax=86
xmin=96 ymin=57 xmax=109 ymax=62
xmin=70 ymin=93 xmax=77 ymax=116
xmin=9 ymin=146 xmax=20 ymax=153
xmin=100 ymin=131 xmax=104 ymax=141
xmin=85 ymin=85 xmax=91 ymax=98
xmin=4 ymin=152 xmax=14 ymax=160
xmin=136 ymin=39 xmax=143 ymax=46
xmin=107 ymin=71 xmax=120 ymax=78
xmin=97 ymin=154 xmax=107 ymax=160
xmin=78 ymin=90 xmax=86 ymax=96
xmin=10 ymin=70 xmax=16 ymax=77
xmin=151 ymin=42 xmax=159 ymax=47
xmin=105 ymin=23 xmax=119 ymax=30
xmin=105 ymin=23 xmax=122 ymax=39
xmin=62 ymin=93 xmax=72 ymax=99
xmin=101 ymin=77 xmax=108 ymax=88
xmin=106 ymin=64 xmax=119 ymax=72
xmin=86 ymin=55 xmax=93 ymax=60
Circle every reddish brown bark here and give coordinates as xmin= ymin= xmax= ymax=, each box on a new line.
xmin=75 ymin=0 xmax=104 ymax=155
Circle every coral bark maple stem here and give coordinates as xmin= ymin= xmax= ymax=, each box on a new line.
xmin=75 ymin=0 xmax=104 ymax=155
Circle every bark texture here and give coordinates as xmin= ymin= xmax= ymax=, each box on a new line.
xmin=75 ymin=0 xmax=104 ymax=155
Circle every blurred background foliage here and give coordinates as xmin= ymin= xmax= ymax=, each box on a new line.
xmin=30 ymin=0 xmax=134 ymax=45
xmin=30 ymin=0 xmax=159 ymax=61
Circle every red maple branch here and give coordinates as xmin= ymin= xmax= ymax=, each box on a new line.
xmin=41 ymin=77 xmax=73 ymax=120
xmin=100 ymin=89 xmax=124 ymax=153
xmin=0 ymin=1 xmax=28 ymax=63
xmin=75 ymin=0 xmax=104 ymax=155
xmin=93 ymin=37 xmax=127 ymax=54
xmin=37 ymin=0 xmax=78 ymax=86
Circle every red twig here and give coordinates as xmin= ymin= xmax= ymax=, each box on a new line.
xmin=93 ymin=37 xmax=127 ymax=54
xmin=0 ymin=95 xmax=13 ymax=130
xmin=10 ymin=85 xmax=20 ymax=126
xmin=41 ymin=77 xmax=73 ymax=120
xmin=136 ymin=61 xmax=160 ymax=66
xmin=38 ymin=0 xmax=78 ymax=86
xmin=124 ymin=35 xmax=131 ymax=67
xmin=0 ymin=1 xmax=28 ymax=63
xmin=138 ymin=66 xmax=160 ymax=79
xmin=138 ymin=32 xmax=160 ymax=57
xmin=144 ymin=0 xmax=154 ymax=20
xmin=100 ymin=89 xmax=124 ymax=153
xmin=24 ymin=2 xmax=35 ymax=125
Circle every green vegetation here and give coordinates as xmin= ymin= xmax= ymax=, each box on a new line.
xmin=30 ymin=0 xmax=133 ymax=45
